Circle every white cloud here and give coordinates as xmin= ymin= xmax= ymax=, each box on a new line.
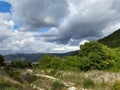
xmin=79 ymin=40 xmax=89 ymax=46
xmin=0 ymin=13 xmax=79 ymax=54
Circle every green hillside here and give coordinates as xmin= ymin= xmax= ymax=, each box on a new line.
xmin=99 ymin=29 xmax=120 ymax=48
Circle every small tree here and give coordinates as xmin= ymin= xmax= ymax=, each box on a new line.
xmin=38 ymin=55 xmax=61 ymax=69
xmin=78 ymin=41 xmax=115 ymax=70
xmin=0 ymin=55 xmax=4 ymax=66
xmin=11 ymin=60 xmax=32 ymax=68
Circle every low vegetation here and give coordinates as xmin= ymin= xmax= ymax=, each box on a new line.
xmin=0 ymin=75 xmax=22 ymax=90
xmin=112 ymin=81 xmax=120 ymax=90
xmin=51 ymin=81 xmax=66 ymax=90
xmin=0 ymin=55 xmax=5 ymax=66
xmin=99 ymin=29 xmax=120 ymax=48
xmin=11 ymin=60 xmax=32 ymax=68
xmin=83 ymin=78 xmax=95 ymax=88
xmin=38 ymin=41 xmax=120 ymax=72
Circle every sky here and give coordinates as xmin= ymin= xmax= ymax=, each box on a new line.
xmin=0 ymin=0 xmax=120 ymax=55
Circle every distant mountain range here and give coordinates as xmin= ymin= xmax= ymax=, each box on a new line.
xmin=99 ymin=29 xmax=120 ymax=48
xmin=4 ymin=29 xmax=120 ymax=62
xmin=4 ymin=52 xmax=75 ymax=62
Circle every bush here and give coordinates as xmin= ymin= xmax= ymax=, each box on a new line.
xmin=11 ymin=60 xmax=32 ymax=68
xmin=78 ymin=42 xmax=105 ymax=57
xmin=78 ymin=41 xmax=115 ymax=71
xmin=51 ymin=81 xmax=65 ymax=90
xmin=0 ymin=76 xmax=21 ymax=90
xmin=59 ymin=56 xmax=80 ymax=71
xmin=112 ymin=81 xmax=120 ymax=90
xmin=23 ymin=74 xmax=37 ymax=83
xmin=36 ymin=41 xmax=120 ymax=72
xmin=5 ymin=68 xmax=21 ymax=82
xmin=0 ymin=55 xmax=4 ymax=66
xmin=6 ymin=87 xmax=18 ymax=90
xmin=38 ymin=55 xmax=61 ymax=69
xmin=83 ymin=78 xmax=95 ymax=88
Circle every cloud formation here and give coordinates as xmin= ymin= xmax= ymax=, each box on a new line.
xmin=1 ymin=0 xmax=120 ymax=54
xmin=42 ymin=0 xmax=120 ymax=44
xmin=0 ymin=13 xmax=78 ymax=55
xmin=9 ymin=0 xmax=69 ymax=30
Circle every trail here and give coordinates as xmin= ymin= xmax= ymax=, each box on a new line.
xmin=30 ymin=73 xmax=77 ymax=90
xmin=26 ymin=69 xmax=77 ymax=90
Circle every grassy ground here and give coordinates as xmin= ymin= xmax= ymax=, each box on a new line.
xmin=33 ymin=69 xmax=120 ymax=90
xmin=1 ymin=67 xmax=120 ymax=90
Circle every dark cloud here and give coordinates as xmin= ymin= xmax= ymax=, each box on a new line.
xmin=9 ymin=0 xmax=69 ymax=30
xmin=42 ymin=0 xmax=120 ymax=44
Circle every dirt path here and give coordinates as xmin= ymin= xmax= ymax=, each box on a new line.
xmin=37 ymin=74 xmax=72 ymax=86
xmin=25 ymin=69 xmax=77 ymax=90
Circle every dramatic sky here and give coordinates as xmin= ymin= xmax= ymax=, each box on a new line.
xmin=0 ymin=0 xmax=120 ymax=55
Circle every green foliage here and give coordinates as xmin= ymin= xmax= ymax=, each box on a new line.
xmin=23 ymin=74 xmax=37 ymax=83
xmin=11 ymin=60 xmax=32 ymax=68
xmin=38 ymin=55 xmax=81 ymax=71
xmin=83 ymin=78 xmax=95 ymax=88
xmin=99 ymin=29 xmax=120 ymax=48
xmin=5 ymin=87 xmax=18 ymax=90
xmin=100 ymin=78 xmax=107 ymax=87
xmin=112 ymin=81 xmax=120 ymax=90
xmin=108 ymin=48 xmax=120 ymax=72
xmin=78 ymin=41 xmax=115 ymax=71
xmin=37 ymin=41 xmax=120 ymax=72
xmin=5 ymin=68 xmax=21 ymax=82
xmin=78 ymin=42 xmax=105 ymax=57
xmin=0 ymin=55 xmax=5 ymax=66
xmin=5 ymin=68 xmax=37 ymax=83
xmin=59 ymin=56 xmax=80 ymax=71
xmin=51 ymin=81 xmax=65 ymax=90
xmin=0 ymin=75 xmax=21 ymax=90
xmin=38 ymin=55 xmax=61 ymax=69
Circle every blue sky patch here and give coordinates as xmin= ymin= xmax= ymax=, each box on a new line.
xmin=13 ymin=24 xmax=21 ymax=30
xmin=0 ymin=1 xmax=11 ymax=13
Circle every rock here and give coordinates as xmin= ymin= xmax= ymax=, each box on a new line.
xmin=68 ymin=87 xmax=77 ymax=90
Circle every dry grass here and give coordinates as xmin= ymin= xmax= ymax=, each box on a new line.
xmin=33 ymin=70 xmax=120 ymax=90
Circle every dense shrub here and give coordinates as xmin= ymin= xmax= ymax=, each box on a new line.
xmin=37 ymin=41 xmax=120 ymax=71
xmin=59 ymin=56 xmax=80 ymax=71
xmin=5 ymin=68 xmax=21 ymax=82
xmin=83 ymin=78 xmax=95 ymax=88
xmin=22 ymin=74 xmax=37 ymax=83
xmin=51 ymin=81 xmax=65 ymax=90
xmin=78 ymin=42 xmax=105 ymax=57
xmin=0 ymin=55 xmax=5 ymax=66
xmin=78 ymin=42 xmax=115 ymax=71
xmin=38 ymin=55 xmax=61 ymax=69
xmin=11 ymin=60 xmax=32 ymax=68
xmin=112 ymin=81 xmax=120 ymax=90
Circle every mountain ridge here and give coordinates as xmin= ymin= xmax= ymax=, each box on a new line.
xmin=98 ymin=29 xmax=120 ymax=48
xmin=4 ymin=51 xmax=75 ymax=62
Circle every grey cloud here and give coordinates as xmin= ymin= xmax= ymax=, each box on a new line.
xmin=41 ymin=27 xmax=59 ymax=37
xmin=0 ymin=14 xmax=78 ymax=55
xmin=42 ymin=0 xmax=120 ymax=44
xmin=9 ymin=0 xmax=69 ymax=30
